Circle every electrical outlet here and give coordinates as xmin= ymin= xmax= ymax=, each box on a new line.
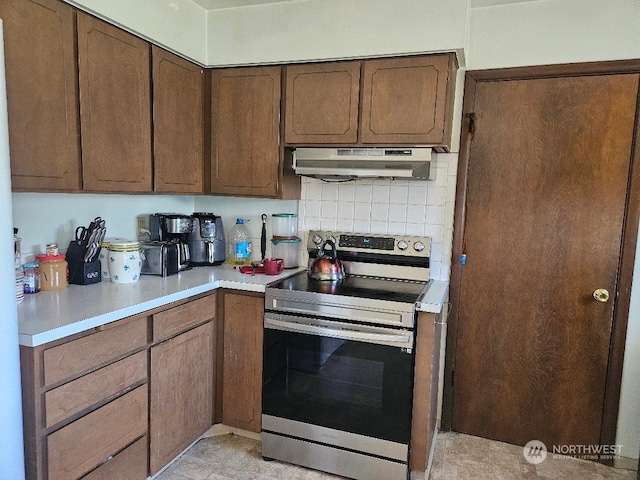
xmin=136 ymin=216 xmax=147 ymax=240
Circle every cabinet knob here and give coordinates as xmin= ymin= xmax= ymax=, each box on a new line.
xmin=593 ymin=288 xmax=610 ymax=303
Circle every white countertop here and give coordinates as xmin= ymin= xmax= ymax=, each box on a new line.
xmin=18 ymin=266 xmax=449 ymax=347
xmin=17 ymin=265 xmax=304 ymax=347
xmin=416 ymin=280 xmax=449 ymax=314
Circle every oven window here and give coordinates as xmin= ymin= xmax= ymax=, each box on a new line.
xmin=262 ymin=328 xmax=415 ymax=444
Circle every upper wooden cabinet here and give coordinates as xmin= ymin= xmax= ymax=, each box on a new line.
xmin=285 ymin=61 xmax=361 ymax=144
xmin=211 ymin=66 xmax=299 ymax=198
xmin=284 ymin=54 xmax=457 ymax=149
xmin=152 ymin=46 xmax=205 ymax=194
xmin=360 ymin=55 xmax=456 ymax=145
xmin=1 ymin=0 xmax=81 ymax=191
xmin=77 ymin=13 xmax=152 ymax=192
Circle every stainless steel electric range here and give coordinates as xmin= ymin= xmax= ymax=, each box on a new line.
xmin=262 ymin=230 xmax=431 ymax=480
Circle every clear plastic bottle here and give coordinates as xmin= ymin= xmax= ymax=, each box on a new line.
xmin=227 ymin=218 xmax=252 ymax=266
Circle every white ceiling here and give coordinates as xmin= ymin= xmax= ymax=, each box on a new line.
xmin=190 ymin=0 xmax=295 ymax=9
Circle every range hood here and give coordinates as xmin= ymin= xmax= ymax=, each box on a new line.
xmin=292 ymin=147 xmax=433 ymax=180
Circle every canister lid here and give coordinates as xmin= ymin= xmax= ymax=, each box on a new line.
xmin=271 ymin=237 xmax=302 ymax=244
xmin=101 ymin=237 xmax=126 ymax=248
xmin=272 ymin=213 xmax=297 ymax=217
xmin=35 ymin=254 xmax=66 ymax=261
xmin=108 ymin=241 xmax=140 ymax=252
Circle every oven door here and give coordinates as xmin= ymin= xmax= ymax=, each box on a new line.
xmin=262 ymin=312 xmax=415 ymax=446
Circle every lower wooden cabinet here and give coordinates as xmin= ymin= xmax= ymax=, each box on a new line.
xmin=82 ymin=436 xmax=148 ymax=480
xmin=20 ymin=314 xmax=149 ymax=480
xmin=149 ymin=321 xmax=214 ymax=475
xmin=20 ymin=293 xmax=218 ymax=480
xmin=410 ymin=308 xmax=446 ymax=472
xmin=47 ymin=386 xmax=147 ymax=480
xmin=221 ymin=291 xmax=264 ymax=432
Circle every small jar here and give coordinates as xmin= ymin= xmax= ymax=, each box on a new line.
xmin=108 ymin=241 xmax=142 ymax=283
xmin=23 ymin=262 xmax=40 ymax=294
xmin=46 ymin=243 xmax=59 ymax=256
xmin=15 ymin=266 xmax=24 ymax=304
xmin=36 ymin=254 xmax=68 ymax=291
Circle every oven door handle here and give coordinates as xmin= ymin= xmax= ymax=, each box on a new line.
xmin=265 ymin=317 xmax=412 ymax=346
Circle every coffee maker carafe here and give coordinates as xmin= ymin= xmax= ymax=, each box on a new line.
xmin=187 ymin=212 xmax=225 ymax=266
xmin=148 ymin=213 xmax=192 ymax=271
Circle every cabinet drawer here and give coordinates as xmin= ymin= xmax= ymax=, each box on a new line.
xmin=82 ymin=436 xmax=148 ymax=480
xmin=153 ymin=294 xmax=216 ymax=342
xmin=45 ymin=350 xmax=147 ymax=428
xmin=43 ymin=316 xmax=147 ymax=387
xmin=47 ymin=385 xmax=147 ymax=480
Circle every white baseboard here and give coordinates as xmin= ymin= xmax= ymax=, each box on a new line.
xmin=614 ymin=455 xmax=638 ymax=471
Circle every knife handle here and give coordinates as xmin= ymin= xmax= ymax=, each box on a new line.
xmin=261 ymin=214 xmax=267 ymax=260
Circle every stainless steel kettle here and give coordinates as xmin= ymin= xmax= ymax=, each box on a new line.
xmin=308 ymin=239 xmax=345 ymax=281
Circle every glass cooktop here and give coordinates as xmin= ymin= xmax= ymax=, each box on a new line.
xmin=268 ymin=271 xmax=427 ymax=305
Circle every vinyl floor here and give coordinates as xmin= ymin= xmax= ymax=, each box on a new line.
xmin=155 ymin=431 xmax=637 ymax=480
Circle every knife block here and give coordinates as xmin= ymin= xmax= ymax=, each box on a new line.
xmin=66 ymin=241 xmax=101 ymax=285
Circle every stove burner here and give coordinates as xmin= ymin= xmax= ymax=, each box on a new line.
xmin=274 ymin=271 xmax=426 ymax=305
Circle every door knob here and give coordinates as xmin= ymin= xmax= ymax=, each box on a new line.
xmin=593 ymin=288 xmax=610 ymax=303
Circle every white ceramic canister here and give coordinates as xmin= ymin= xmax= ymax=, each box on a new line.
xmin=107 ymin=241 xmax=142 ymax=283
xmin=99 ymin=237 xmax=126 ymax=279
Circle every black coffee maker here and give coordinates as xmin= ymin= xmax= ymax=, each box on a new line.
xmin=148 ymin=213 xmax=192 ymax=271
xmin=187 ymin=212 xmax=226 ymax=266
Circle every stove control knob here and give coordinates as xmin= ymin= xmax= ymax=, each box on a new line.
xmin=397 ymin=240 xmax=409 ymax=251
xmin=327 ymin=235 xmax=337 ymax=245
xmin=312 ymin=234 xmax=323 ymax=245
xmin=414 ymin=241 xmax=425 ymax=252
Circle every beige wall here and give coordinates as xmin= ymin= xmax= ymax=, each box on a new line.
xmin=64 ymin=0 xmax=208 ymax=64
xmin=204 ymin=0 xmax=468 ymax=66
xmin=467 ymin=0 xmax=640 ymax=69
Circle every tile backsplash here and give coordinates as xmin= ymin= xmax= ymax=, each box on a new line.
xmin=298 ymin=153 xmax=458 ymax=281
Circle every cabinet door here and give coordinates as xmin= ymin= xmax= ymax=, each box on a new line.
xmin=152 ymin=46 xmax=205 ymax=193
xmin=1 ymin=0 xmax=81 ymax=191
xmin=222 ymin=292 xmax=263 ymax=432
xmin=284 ymin=61 xmax=361 ymax=144
xmin=360 ymin=54 xmax=455 ymax=146
xmin=410 ymin=311 xmax=443 ymax=471
xmin=211 ymin=66 xmax=281 ymax=197
xmin=77 ymin=13 xmax=152 ymax=192
xmin=149 ymin=322 xmax=214 ymax=475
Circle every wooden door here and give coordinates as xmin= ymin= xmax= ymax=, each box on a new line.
xmin=1 ymin=0 xmax=81 ymax=191
xmin=360 ymin=54 xmax=456 ymax=147
xmin=210 ymin=66 xmax=281 ymax=197
xmin=149 ymin=322 xmax=214 ymax=475
xmin=222 ymin=292 xmax=263 ymax=432
xmin=77 ymin=13 xmax=152 ymax=192
xmin=152 ymin=46 xmax=205 ymax=193
xmin=284 ymin=61 xmax=361 ymax=144
xmin=449 ymin=71 xmax=639 ymax=449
